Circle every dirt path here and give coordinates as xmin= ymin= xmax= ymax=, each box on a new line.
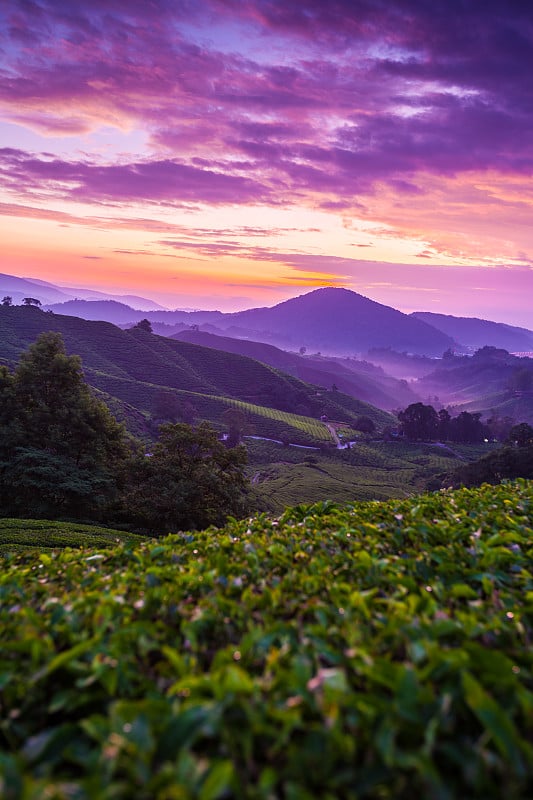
xmin=324 ymin=422 xmax=342 ymax=447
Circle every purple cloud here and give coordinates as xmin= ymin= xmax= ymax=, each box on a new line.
xmin=0 ymin=148 xmax=269 ymax=205
xmin=1 ymin=0 xmax=533 ymax=210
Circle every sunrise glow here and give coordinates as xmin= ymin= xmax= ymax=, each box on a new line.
xmin=1 ymin=1 xmax=532 ymax=323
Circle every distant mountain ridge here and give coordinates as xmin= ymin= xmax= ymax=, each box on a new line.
xmin=7 ymin=272 xmax=532 ymax=357
xmin=48 ymin=287 xmax=455 ymax=357
xmin=412 ymin=311 xmax=533 ymax=353
xmin=223 ymin=288 xmax=453 ymax=356
xmin=0 ymin=273 xmax=166 ymax=311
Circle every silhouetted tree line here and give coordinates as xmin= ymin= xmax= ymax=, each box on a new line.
xmin=397 ymin=402 xmax=530 ymax=445
xmin=0 ymin=333 xmax=249 ymax=532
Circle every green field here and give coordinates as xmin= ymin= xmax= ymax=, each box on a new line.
xmin=0 ymin=519 xmax=141 ymax=553
xmin=1 ymin=480 xmax=532 ymax=797
xmin=245 ymin=438 xmax=486 ymax=512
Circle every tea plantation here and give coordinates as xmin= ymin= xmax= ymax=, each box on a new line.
xmin=1 ymin=480 xmax=533 ymax=798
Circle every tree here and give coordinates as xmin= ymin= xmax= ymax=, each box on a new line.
xmin=447 ymin=411 xmax=485 ymax=443
xmin=0 ymin=332 xmax=127 ymax=518
xmin=1 ymin=296 xmax=12 ymax=306
xmin=438 ymin=408 xmax=451 ymax=441
xmin=133 ymin=318 xmax=153 ymax=333
xmin=508 ymin=422 xmax=533 ymax=448
xmin=448 ymin=444 xmax=533 ymax=488
xmin=119 ymin=422 xmax=249 ymax=533
xmin=486 ymin=413 xmax=515 ymax=442
xmin=398 ymin=403 xmax=438 ymax=441
xmin=152 ymin=390 xmax=181 ymax=423
xmin=354 ymin=415 xmax=375 ymax=434
xmin=222 ymin=407 xmax=251 ymax=447
xmin=152 ymin=391 xmax=196 ymax=425
xmin=22 ymin=297 xmax=41 ymax=307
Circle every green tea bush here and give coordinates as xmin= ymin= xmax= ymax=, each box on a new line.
xmin=1 ymin=480 xmax=533 ymax=798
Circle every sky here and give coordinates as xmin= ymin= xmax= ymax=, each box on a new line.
xmin=1 ymin=0 xmax=533 ymax=325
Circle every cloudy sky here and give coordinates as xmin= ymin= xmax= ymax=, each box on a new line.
xmin=1 ymin=0 xmax=532 ymax=323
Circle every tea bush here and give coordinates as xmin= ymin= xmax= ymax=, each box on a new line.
xmin=1 ymin=480 xmax=533 ymax=798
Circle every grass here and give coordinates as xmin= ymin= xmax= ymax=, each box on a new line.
xmin=1 ymin=480 xmax=532 ymax=798
xmin=245 ymin=438 xmax=481 ymax=512
xmin=0 ymin=519 xmax=141 ymax=553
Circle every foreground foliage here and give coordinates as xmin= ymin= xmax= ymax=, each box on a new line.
xmin=1 ymin=481 xmax=533 ymax=798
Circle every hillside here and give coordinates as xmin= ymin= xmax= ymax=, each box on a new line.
xmin=412 ymin=311 xmax=533 ymax=353
xmin=174 ymin=328 xmax=419 ymax=410
xmin=0 ymin=272 xmax=72 ymax=305
xmin=225 ymin=287 xmax=454 ymax=356
xmin=0 ymin=305 xmax=393 ymax=444
xmin=1 ymin=481 xmax=532 ymax=798
xmin=245 ymin=437 xmax=487 ymax=512
xmin=415 ymin=347 xmax=533 ymax=423
xmin=42 ymin=287 xmax=455 ymax=356
xmin=0 ymin=518 xmax=140 ymax=553
xmin=0 ymin=271 xmax=165 ymax=310
xmin=44 ymin=299 xmax=149 ymax=324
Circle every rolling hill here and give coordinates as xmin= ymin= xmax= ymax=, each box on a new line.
xmin=0 ymin=305 xmax=394 ymax=444
xmin=173 ymin=328 xmax=419 ymax=410
xmin=223 ymin=288 xmax=454 ymax=356
xmin=0 ymin=272 xmax=165 ymax=310
xmin=412 ymin=311 xmax=533 ymax=353
xmin=415 ymin=347 xmax=533 ymax=423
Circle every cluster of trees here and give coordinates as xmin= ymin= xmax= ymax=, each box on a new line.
xmin=397 ymin=403 xmax=489 ymax=443
xmin=397 ymin=402 xmax=532 ymax=444
xmin=0 ymin=333 xmax=250 ymax=531
xmin=2 ymin=296 xmax=42 ymax=307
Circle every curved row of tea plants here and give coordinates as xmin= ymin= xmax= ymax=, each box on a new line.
xmin=1 ymin=480 xmax=533 ymax=798
xmin=0 ymin=519 xmax=140 ymax=553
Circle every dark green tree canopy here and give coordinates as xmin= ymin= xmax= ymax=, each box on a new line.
xmin=120 ymin=422 xmax=249 ymax=533
xmin=508 ymin=422 xmax=533 ymax=448
xmin=0 ymin=332 xmax=127 ymax=518
xmin=398 ymin=403 xmax=439 ymax=441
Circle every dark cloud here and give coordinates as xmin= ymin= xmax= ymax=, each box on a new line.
xmin=0 ymin=149 xmax=270 ymax=205
xmin=1 ymin=0 xmax=532 ymax=209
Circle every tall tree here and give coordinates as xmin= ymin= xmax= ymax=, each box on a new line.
xmin=398 ymin=403 xmax=439 ymax=441
xmin=119 ymin=422 xmax=249 ymax=532
xmin=0 ymin=332 xmax=127 ymax=518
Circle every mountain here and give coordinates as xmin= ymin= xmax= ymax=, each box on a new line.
xmin=0 ymin=272 xmax=166 ymax=311
xmin=40 ymin=286 xmax=455 ymax=356
xmin=174 ymin=328 xmax=419 ymax=410
xmin=224 ymin=288 xmax=454 ymax=356
xmin=0 ymin=273 xmax=73 ymax=305
xmin=44 ymin=300 xmax=148 ymax=324
xmin=0 ymin=305 xmax=394 ymax=443
xmin=412 ymin=312 xmax=533 ymax=353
